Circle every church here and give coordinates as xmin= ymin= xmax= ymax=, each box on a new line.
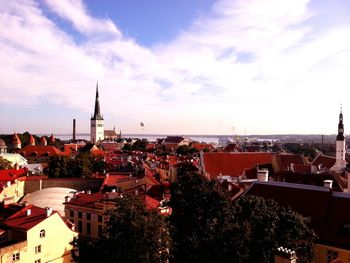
xmin=90 ymin=84 xmax=120 ymax=143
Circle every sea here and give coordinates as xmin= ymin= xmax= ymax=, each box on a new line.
xmin=53 ymin=134 xmax=224 ymax=144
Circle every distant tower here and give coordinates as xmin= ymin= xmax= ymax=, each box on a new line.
xmin=331 ymin=106 xmax=347 ymax=172
xmin=29 ymin=134 xmax=35 ymax=146
xmin=12 ymin=133 xmax=21 ymax=149
xmin=49 ymin=134 xmax=55 ymax=144
xmin=40 ymin=136 xmax=47 ymax=146
xmin=90 ymin=83 xmax=104 ymax=143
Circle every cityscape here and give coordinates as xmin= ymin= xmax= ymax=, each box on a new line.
xmin=1 ymin=1 xmax=350 ymax=263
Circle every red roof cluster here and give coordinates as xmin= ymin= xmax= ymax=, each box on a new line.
xmin=202 ymin=152 xmax=273 ymax=179
xmin=20 ymin=145 xmax=64 ymax=157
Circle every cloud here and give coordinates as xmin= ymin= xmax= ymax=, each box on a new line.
xmin=43 ymin=0 xmax=121 ymax=38
xmin=0 ymin=0 xmax=350 ymax=134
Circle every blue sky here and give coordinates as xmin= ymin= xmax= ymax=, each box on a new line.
xmin=1 ymin=0 xmax=350 ymax=135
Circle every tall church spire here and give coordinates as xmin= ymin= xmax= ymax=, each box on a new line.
xmin=91 ymin=82 xmax=103 ymax=120
xmin=337 ymin=105 xmax=344 ymax=141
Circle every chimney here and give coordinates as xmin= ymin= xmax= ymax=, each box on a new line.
xmin=45 ymin=207 xmax=52 ymax=217
xmin=73 ymin=119 xmax=76 ymax=142
xmin=228 ymin=184 xmax=232 ymax=191
xmin=111 ymin=189 xmax=117 ymax=193
xmin=26 ymin=209 xmax=31 ymax=216
xmin=135 ymin=189 xmax=138 ymax=196
xmin=324 ymin=180 xmax=333 ymax=189
xmin=274 ymin=247 xmax=297 ymax=263
xmin=257 ymin=169 xmax=269 ymax=182
xmin=65 ymin=196 xmax=71 ymax=203
xmin=87 ymin=190 xmax=91 ymax=194
xmin=6 ymin=181 xmax=11 ymax=187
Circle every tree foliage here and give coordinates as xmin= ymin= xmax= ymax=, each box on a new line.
xmin=45 ymin=153 xmax=105 ymax=178
xmin=176 ymin=145 xmax=198 ymax=156
xmin=0 ymin=156 xmax=12 ymax=170
xmin=169 ymin=163 xmax=316 ymax=263
xmin=75 ymin=194 xmax=170 ymax=263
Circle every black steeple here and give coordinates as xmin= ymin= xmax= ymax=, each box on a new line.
xmin=91 ymin=82 xmax=103 ymax=120
xmin=337 ymin=106 xmax=344 ymax=141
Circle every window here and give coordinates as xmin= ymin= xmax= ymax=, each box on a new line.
xmin=98 ymin=224 xmax=102 ymax=237
xmin=70 ymin=210 xmax=74 ymax=218
xmin=78 ymin=221 xmax=82 ymax=233
xmin=326 ymin=249 xmax=338 ymax=263
xmin=35 ymin=259 xmax=41 ymax=263
xmin=86 ymin=213 xmax=91 ymax=221
xmin=78 ymin=211 xmax=82 ymax=219
xmin=98 ymin=215 xmax=102 ymax=223
xmin=12 ymin=252 xmax=20 ymax=261
xmin=39 ymin=230 xmax=45 ymax=238
xmin=35 ymin=245 xmax=41 ymax=254
xmin=87 ymin=222 xmax=91 ymax=236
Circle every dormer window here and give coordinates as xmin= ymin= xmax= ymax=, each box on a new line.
xmin=39 ymin=229 xmax=45 ymax=238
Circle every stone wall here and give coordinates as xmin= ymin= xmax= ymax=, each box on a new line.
xmin=24 ymin=178 xmax=103 ymax=194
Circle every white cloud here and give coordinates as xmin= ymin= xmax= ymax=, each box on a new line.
xmin=0 ymin=0 xmax=350 ymax=134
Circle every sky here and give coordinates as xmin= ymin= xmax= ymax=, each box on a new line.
xmin=1 ymin=0 xmax=350 ymax=135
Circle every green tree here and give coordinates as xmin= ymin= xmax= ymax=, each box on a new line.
xmin=169 ymin=163 xmax=316 ymax=263
xmin=0 ymin=156 xmax=12 ymax=170
xmin=132 ymin=139 xmax=148 ymax=151
xmin=232 ymin=195 xmax=316 ymax=263
xmin=169 ymin=163 xmax=239 ymax=262
xmin=176 ymin=145 xmax=198 ymax=155
xmin=46 ymin=153 xmax=105 ymax=178
xmin=76 ymin=194 xmax=170 ymax=263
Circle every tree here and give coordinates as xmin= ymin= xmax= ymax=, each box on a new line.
xmin=169 ymin=163 xmax=239 ymax=262
xmin=46 ymin=153 xmax=105 ymax=178
xmin=232 ymin=195 xmax=316 ymax=263
xmin=0 ymin=156 xmax=12 ymax=170
xmin=176 ymin=145 xmax=198 ymax=156
xmin=76 ymin=194 xmax=170 ymax=263
xmin=169 ymin=163 xmax=316 ymax=263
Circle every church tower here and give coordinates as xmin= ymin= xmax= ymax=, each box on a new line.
xmin=90 ymin=83 xmax=104 ymax=143
xmin=331 ymin=106 xmax=347 ymax=172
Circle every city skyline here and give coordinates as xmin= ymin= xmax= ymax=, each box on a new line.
xmin=1 ymin=0 xmax=350 ymax=135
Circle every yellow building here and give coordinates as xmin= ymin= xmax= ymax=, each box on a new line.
xmin=0 ymin=204 xmax=77 ymax=263
xmin=0 ymin=179 xmax=25 ymax=204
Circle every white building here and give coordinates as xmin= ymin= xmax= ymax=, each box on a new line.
xmin=331 ymin=107 xmax=347 ymax=172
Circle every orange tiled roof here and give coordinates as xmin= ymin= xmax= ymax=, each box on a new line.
xmin=20 ymin=145 xmax=63 ymax=157
xmin=202 ymin=152 xmax=273 ymax=179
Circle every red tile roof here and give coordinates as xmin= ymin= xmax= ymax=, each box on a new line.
xmin=4 ymin=205 xmax=57 ymax=231
xmin=143 ymin=195 xmax=160 ymax=210
xmin=192 ymin=143 xmax=214 ymax=151
xmin=20 ymin=145 xmax=63 ymax=157
xmin=102 ymin=174 xmax=131 ymax=187
xmin=202 ymin=152 xmax=273 ymax=179
xmin=0 ymin=168 xmax=26 ymax=182
xmin=276 ymin=153 xmax=305 ymax=171
xmin=65 ymin=193 xmax=106 ymax=208
xmin=292 ymin=164 xmax=312 ymax=173
xmin=312 ymin=155 xmax=336 ymax=169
